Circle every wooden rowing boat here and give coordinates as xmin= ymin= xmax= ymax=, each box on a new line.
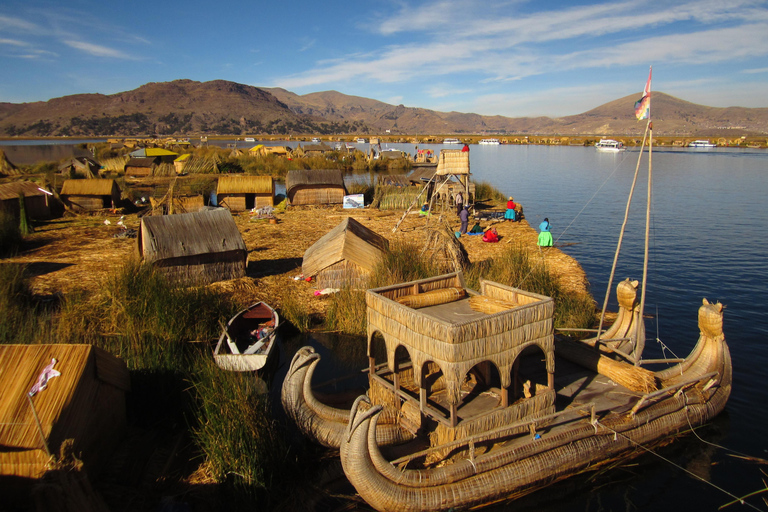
xmin=213 ymin=302 xmax=279 ymax=372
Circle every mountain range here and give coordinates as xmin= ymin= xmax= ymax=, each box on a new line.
xmin=0 ymin=79 xmax=766 ymax=138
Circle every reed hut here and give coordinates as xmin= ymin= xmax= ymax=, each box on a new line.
xmin=286 ymin=169 xmax=346 ymax=205
xmin=174 ymin=153 xmax=191 ymax=174
xmin=296 ymin=143 xmax=333 ymax=157
xmin=217 ymin=175 xmax=274 ymax=211
xmin=128 ymin=147 xmax=178 ymax=163
xmin=0 ymin=149 xmax=20 ymax=177
xmin=136 ymin=208 xmax=247 ymax=285
xmin=0 ymin=181 xmax=51 ymax=220
xmin=302 ymin=217 xmax=389 ymax=289
xmin=0 ymin=344 xmax=129 ymax=484
xmin=124 ymin=157 xmax=158 ymax=177
xmin=57 ymin=156 xmax=101 ymax=178
xmin=60 ymin=179 xmax=121 ymax=211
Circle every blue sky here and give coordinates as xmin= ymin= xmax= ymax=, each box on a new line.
xmin=1 ymin=0 xmax=767 ymax=117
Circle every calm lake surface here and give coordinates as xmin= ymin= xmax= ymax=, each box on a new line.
xmin=10 ymin=140 xmax=768 ymax=510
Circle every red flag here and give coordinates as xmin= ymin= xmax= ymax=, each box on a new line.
xmin=28 ymin=358 xmax=61 ymax=397
xmin=634 ymin=67 xmax=652 ymax=120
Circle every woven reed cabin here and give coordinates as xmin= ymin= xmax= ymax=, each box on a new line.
xmin=57 ymin=156 xmax=101 ymax=178
xmin=286 ymin=169 xmax=346 ymax=205
xmin=0 ymin=181 xmax=51 ymax=220
xmin=366 ymin=272 xmax=555 ymax=438
xmin=60 ymin=178 xmax=121 ymax=211
xmin=137 ymin=208 xmax=247 ymax=285
xmin=302 ymin=217 xmax=389 ymax=289
xmin=0 ymin=344 xmax=129 ymax=490
xmin=216 ymin=175 xmax=275 ymax=212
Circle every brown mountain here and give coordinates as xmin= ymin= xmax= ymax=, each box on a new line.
xmin=1 ymin=79 xmax=766 ymax=137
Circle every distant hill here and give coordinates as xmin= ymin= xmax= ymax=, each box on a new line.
xmin=1 ymin=79 xmax=766 ymax=137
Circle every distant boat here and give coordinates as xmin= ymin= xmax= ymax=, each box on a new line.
xmin=443 ymin=138 xmax=461 ymax=144
xmin=595 ymin=139 xmax=626 ymax=152
xmin=478 ymin=139 xmax=500 ymax=145
xmin=346 ymin=142 xmax=356 ymax=150
xmin=213 ymin=302 xmax=279 ymax=372
xmin=356 ymin=138 xmax=367 ymax=143
xmin=244 ymin=137 xmax=255 ymax=142
xmin=311 ymin=137 xmax=321 ymax=143
xmin=688 ymin=140 xmax=716 ymax=148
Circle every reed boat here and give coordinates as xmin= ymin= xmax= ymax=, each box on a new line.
xmin=213 ymin=302 xmax=279 ymax=372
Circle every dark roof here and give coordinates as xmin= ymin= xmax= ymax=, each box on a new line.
xmin=125 ymin=157 xmax=158 ymax=167
xmin=0 ymin=181 xmax=47 ymax=201
xmin=138 ymin=208 xmax=246 ymax=261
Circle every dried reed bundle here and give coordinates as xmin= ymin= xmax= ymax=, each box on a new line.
xmin=396 ymin=287 xmax=466 ymax=309
xmin=468 ymin=295 xmax=517 ymax=314
xmin=555 ymin=339 xmax=658 ymax=393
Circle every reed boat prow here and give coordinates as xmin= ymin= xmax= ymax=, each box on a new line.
xmin=280 ymin=346 xmax=414 ymax=448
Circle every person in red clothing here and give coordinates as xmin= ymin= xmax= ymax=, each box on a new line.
xmin=461 ymin=144 xmax=469 ymax=152
xmin=504 ymin=196 xmax=517 ymax=221
xmin=482 ymin=227 xmax=499 ymax=243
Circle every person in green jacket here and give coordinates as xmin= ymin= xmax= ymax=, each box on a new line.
xmin=538 ymin=218 xmax=553 ymax=247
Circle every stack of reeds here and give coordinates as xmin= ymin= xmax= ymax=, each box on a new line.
xmin=396 ymin=287 xmax=466 ymax=309
xmin=468 ymin=295 xmax=517 ymax=314
xmin=555 ymin=339 xmax=658 ymax=393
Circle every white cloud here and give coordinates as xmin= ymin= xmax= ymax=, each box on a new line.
xmin=64 ymin=40 xmax=134 ymax=59
xmin=0 ymin=38 xmax=28 ymax=46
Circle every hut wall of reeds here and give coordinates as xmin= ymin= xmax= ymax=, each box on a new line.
xmin=136 ymin=208 xmax=247 ymax=285
xmin=302 ymin=217 xmax=389 ymax=289
xmin=57 ymin=156 xmax=101 ymax=178
xmin=59 ymin=179 xmax=121 ymax=211
xmin=435 ymin=150 xmax=470 ymax=176
xmin=0 ymin=181 xmax=51 ymax=220
xmin=124 ymin=157 xmax=158 ymax=177
xmin=0 ymin=344 xmax=129 ymax=484
xmin=366 ymin=273 xmax=554 ymax=409
xmin=286 ymin=169 xmax=346 ymax=205
xmin=217 ymin=175 xmax=274 ymax=211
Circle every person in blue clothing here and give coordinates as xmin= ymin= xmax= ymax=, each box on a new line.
xmin=538 ymin=217 xmax=553 ymax=247
xmin=459 ymin=205 xmax=470 ymax=234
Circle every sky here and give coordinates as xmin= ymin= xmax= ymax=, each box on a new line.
xmin=1 ymin=0 xmax=768 ymax=118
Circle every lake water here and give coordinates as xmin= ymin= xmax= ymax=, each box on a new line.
xmin=9 ymin=140 xmax=768 ymax=510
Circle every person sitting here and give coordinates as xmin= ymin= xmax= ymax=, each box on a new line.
xmin=482 ymin=227 xmax=499 ymax=243
xmin=504 ymin=196 xmax=517 ymax=221
xmin=469 ymin=222 xmax=484 ymax=234
xmin=419 ymin=203 xmax=431 ymax=216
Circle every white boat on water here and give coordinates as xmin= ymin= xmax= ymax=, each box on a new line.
xmin=595 ymin=139 xmax=626 ymax=152
xmin=478 ymin=138 xmax=500 ymax=145
xmin=688 ymin=140 xmax=716 ymax=148
xmin=214 ymin=302 xmax=280 ymax=372
xmin=356 ymin=138 xmax=367 ymax=143
xmin=244 ymin=137 xmax=255 ymax=142
xmin=311 ymin=137 xmax=321 ymax=143
xmin=443 ymin=138 xmax=461 ymax=144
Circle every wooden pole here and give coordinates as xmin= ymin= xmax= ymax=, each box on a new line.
xmin=27 ymin=394 xmax=52 ymax=458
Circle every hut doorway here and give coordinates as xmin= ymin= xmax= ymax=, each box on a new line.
xmin=245 ymin=193 xmax=256 ymax=210
xmin=459 ymin=361 xmax=502 ymax=418
xmin=510 ymin=346 xmax=549 ymax=404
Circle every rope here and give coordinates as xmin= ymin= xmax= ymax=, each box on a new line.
xmin=594 ymin=414 xmax=763 ymax=511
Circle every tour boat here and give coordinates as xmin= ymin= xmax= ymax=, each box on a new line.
xmin=688 ymin=140 xmax=716 ymax=148
xmin=478 ymin=138 xmax=500 ymax=145
xmin=595 ymin=139 xmax=626 ymax=152
xmin=443 ymin=138 xmax=461 ymax=144
xmin=244 ymin=137 xmax=255 ymax=142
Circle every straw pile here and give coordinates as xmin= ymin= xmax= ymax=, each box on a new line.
xmin=396 ymin=287 xmax=466 ymax=309
xmin=469 ymin=295 xmax=517 ymax=314
xmin=555 ymin=339 xmax=658 ymax=393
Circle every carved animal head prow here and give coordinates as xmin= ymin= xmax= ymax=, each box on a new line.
xmin=699 ymin=298 xmax=724 ymax=338
xmin=287 ymin=346 xmax=320 ymax=377
xmin=617 ymin=278 xmax=640 ymax=309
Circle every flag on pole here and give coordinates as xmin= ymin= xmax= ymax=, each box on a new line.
xmin=634 ymin=67 xmax=652 ymax=120
xmin=28 ymin=358 xmax=61 ymax=397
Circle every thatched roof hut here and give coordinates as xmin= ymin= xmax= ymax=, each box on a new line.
xmin=286 ymin=169 xmax=346 ymax=205
xmin=0 ymin=181 xmax=51 ymax=220
xmin=295 ymin=143 xmax=333 ymax=157
xmin=302 ymin=217 xmax=389 ymax=289
xmin=217 ymin=175 xmax=274 ymax=211
xmin=136 ymin=208 xmax=247 ymax=285
xmin=0 ymin=344 xmax=129 ymax=484
xmin=0 ymin=149 xmax=20 ymax=177
xmin=60 ymin=179 xmax=121 ymax=211
xmin=436 ymin=149 xmax=470 ymax=176
xmin=57 ymin=156 xmax=101 ymax=178
xmin=124 ymin=157 xmax=158 ymax=177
